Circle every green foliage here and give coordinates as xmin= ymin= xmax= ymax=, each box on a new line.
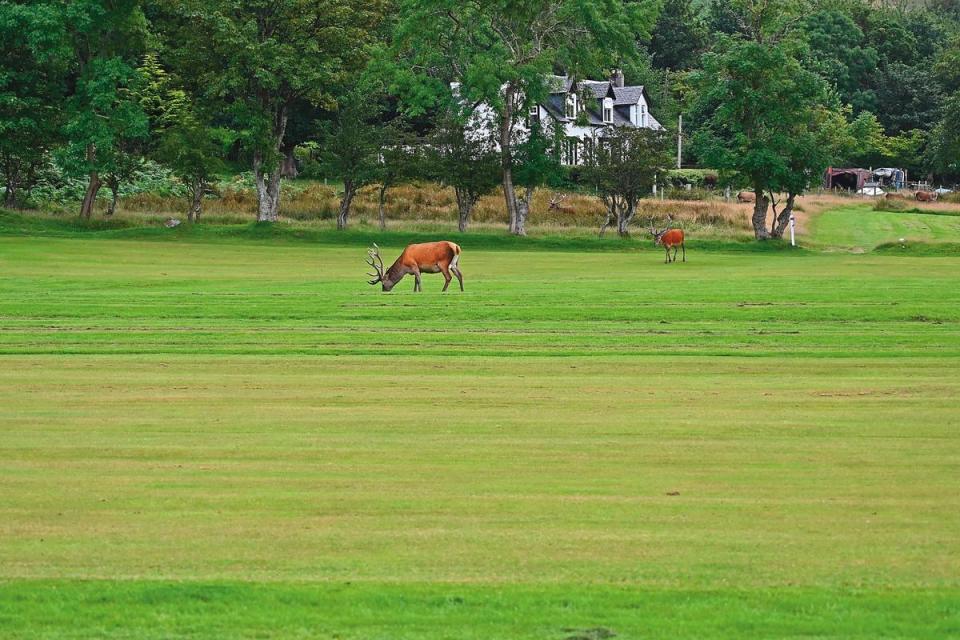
xmin=513 ymin=121 xmax=566 ymax=191
xmin=801 ymin=9 xmax=879 ymax=114
xmin=424 ymin=112 xmax=501 ymax=221
xmin=692 ymin=40 xmax=841 ymax=198
xmin=0 ymin=2 xmax=66 ymax=206
xmin=649 ymin=0 xmax=708 ymax=70
xmin=29 ymin=159 xmax=186 ymax=207
xmin=926 ymin=91 xmax=960 ymax=179
xmin=57 ymin=1 xmax=149 ymax=179
xmin=391 ymin=0 xmax=659 ymax=116
xmin=580 ymin=126 xmax=672 ymax=235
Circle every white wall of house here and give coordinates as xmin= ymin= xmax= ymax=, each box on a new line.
xmin=457 ymin=78 xmax=660 ymax=167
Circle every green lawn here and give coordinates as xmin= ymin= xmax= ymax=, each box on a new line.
xmin=1 ymin=220 xmax=959 ymax=638
xmin=809 ymin=203 xmax=960 ymax=252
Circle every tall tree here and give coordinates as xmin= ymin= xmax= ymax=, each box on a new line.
xmin=801 ymin=9 xmax=879 ymax=114
xmin=693 ymin=38 xmax=844 ymax=239
xmin=319 ymin=86 xmax=384 ymax=230
xmin=649 ymin=0 xmax=707 ymax=71
xmin=0 ymin=2 xmax=66 ymax=208
xmin=164 ymin=0 xmax=385 ymax=222
xmin=927 ymin=91 xmax=960 ymax=180
xmin=426 ymin=113 xmax=501 ymax=232
xmin=510 ymin=120 xmax=565 ymax=235
xmin=391 ymin=0 xmax=658 ymax=235
xmin=55 ymin=0 xmax=149 ymax=218
xmin=581 ymin=127 xmax=671 ymax=237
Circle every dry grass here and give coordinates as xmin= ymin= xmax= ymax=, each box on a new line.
xmin=109 ymin=180 xmax=756 ymax=234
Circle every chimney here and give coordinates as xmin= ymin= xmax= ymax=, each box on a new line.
xmin=610 ymin=69 xmax=624 ymax=88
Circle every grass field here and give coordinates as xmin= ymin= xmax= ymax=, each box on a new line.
xmin=1 ymin=208 xmax=959 ymax=638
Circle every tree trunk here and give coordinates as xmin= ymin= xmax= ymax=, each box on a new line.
xmin=106 ymin=180 xmax=119 ymax=216
xmin=598 ymin=195 xmax=617 ymax=238
xmin=515 ymin=185 xmax=532 ymax=236
xmin=80 ymin=171 xmax=101 ymax=219
xmin=770 ymin=193 xmax=797 ymax=238
xmin=455 ymin=187 xmax=475 ymax=232
xmin=4 ymin=179 xmax=17 ymax=209
xmin=499 ymin=86 xmax=519 ymax=234
xmin=188 ymin=180 xmax=204 ymax=223
xmin=252 ymin=108 xmax=288 ymax=222
xmin=377 ymin=184 xmax=387 ymax=230
xmin=337 ymin=182 xmax=355 ymax=230
xmin=618 ymin=200 xmax=635 ymax=237
xmin=253 ymin=151 xmax=282 ymax=222
xmin=281 ymin=146 xmax=298 ymax=178
xmin=751 ymin=189 xmax=770 ymax=239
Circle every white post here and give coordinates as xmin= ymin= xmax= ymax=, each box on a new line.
xmin=789 ymin=215 xmax=796 ymax=247
xmin=677 ymin=114 xmax=683 ymax=169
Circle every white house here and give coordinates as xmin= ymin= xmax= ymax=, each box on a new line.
xmin=460 ymin=71 xmax=663 ymax=166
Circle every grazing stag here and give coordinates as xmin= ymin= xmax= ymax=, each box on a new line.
xmin=737 ymin=191 xmax=755 ymax=203
xmin=915 ymin=190 xmax=938 ymax=202
xmin=650 ymin=221 xmax=686 ymax=263
xmin=366 ymin=242 xmax=463 ymax=292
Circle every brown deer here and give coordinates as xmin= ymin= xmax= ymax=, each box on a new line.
xmin=915 ymin=190 xmax=938 ymax=202
xmin=366 ymin=242 xmax=463 ymax=292
xmin=650 ymin=222 xmax=686 ymax=263
xmin=737 ymin=191 xmax=756 ymax=203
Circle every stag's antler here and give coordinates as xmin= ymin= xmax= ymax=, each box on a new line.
xmin=365 ymin=243 xmax=385 ymax=285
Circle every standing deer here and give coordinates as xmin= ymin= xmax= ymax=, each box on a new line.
xmin=650 ymin=222 xmax=686 ymax=263
xmin=366 ymin=242 xmax=464 ymax=292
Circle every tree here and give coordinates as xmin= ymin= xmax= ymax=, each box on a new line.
xmin=426 ymin=113 xmax=500 ymax=232
xmin=801 ymin=9 xmax=879 ymax=115
xmin=55 ymin=0 xmax=149 ymax=218
xmin=319 ymin=88 xmax=384 ymax=230
xmin=580 ymin=127 xmax=670 ymax=237
xmin=391 ymin=0 xmax=658 ymax=235
xmin=926 ymin=91 xmax=960 ymax=180
xmin=511 ymin=120 xmax=565 ymax=235
xmin=156 ymin=118 xmax=225 ymax=223
xmin=693 ymin=39 xmax=843 ymax=239
xmin=374 ymin=123 xmax=419 ymax=230
xmin=873 ymin=63 xmax=942 ymax=135
xmin=138 ymin=52 xmax=225 ymax=223
xmin=649 ymin=0 xmax=708 ymax=71
xmin=0 ymin=2 xmax=67 ymax=208
xmin=164 ymin=0 xmax=385 ymax=222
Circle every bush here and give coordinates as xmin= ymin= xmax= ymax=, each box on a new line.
xmin=873 ymin=197 xmax=908 ymax=212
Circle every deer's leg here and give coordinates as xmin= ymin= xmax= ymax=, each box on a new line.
xmin=672 ymin=246 xmax=678 ymax=263
xmin=682 ymin=243 xmax=686 ymax=262
xmin=451 ymin=266 xmax=464 ymax=291
xmin=440 ymin=264 xmax=452 ymax=292
xmin=412 ymin=269 xmax=422 ymax=292
xmin=664 ymin=247 xmax=670 ymax=263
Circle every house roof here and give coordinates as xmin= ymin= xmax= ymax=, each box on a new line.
xmin=581 ymin=80 xmax=613 ymax=100
xmin=613 ymin=86 xmax=645 ymax=106
xmin=541 ymin=74 xmax=661 ymax=130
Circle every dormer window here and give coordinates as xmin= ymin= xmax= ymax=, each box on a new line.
xmin=603 ymin=97 xmax=613 ymax=124
xmin=640 ymin=103 xmax=646 ymax=127
xmin=566 ymin=93 xmax=577 ymax=119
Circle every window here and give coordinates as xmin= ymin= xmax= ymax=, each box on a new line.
xmin=640 ymin=103 xmax=646 ymax=127
xmin=602 ymin=98 xmax=613 ymax=124
xmin=565 ymin=94 xmax=577 ymax=119
xmin=564 ymin=138 xmax=579 ymax=165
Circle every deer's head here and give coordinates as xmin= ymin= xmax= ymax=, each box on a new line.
xmin=649 ymin=216 xmax=672 ymax=245
xmin=366 ymin=244 xmax=396 ymax=291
